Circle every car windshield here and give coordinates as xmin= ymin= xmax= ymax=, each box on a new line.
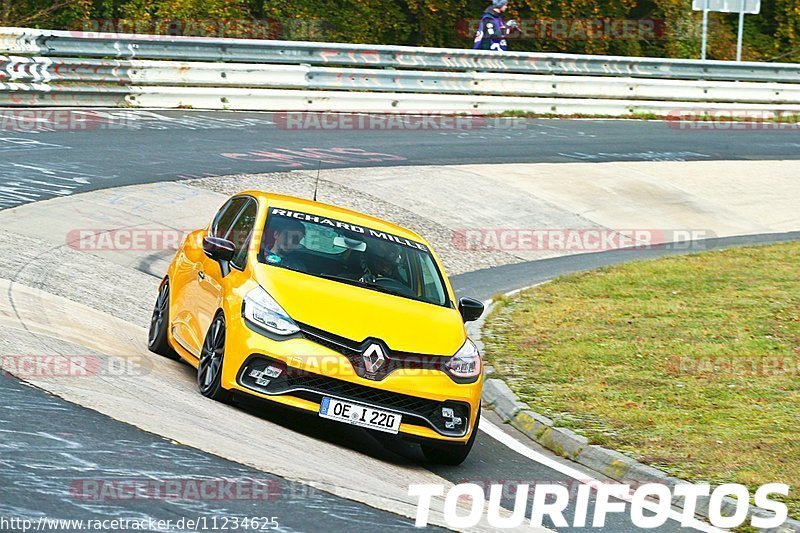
xmin=259 ymin=208 xmax=449 ymax=307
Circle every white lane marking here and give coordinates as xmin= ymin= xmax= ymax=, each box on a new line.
xmin=558 ymin=150 xmax=711 ymax=162
xmin=479 ymin=417 xmax=724 ymax=533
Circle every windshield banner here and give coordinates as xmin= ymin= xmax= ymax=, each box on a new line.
xmin=269 ymin=208 xmax=429 ymax=252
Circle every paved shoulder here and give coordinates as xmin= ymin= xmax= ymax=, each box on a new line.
xmin=0 ymin=372 xmax=428 ymax=532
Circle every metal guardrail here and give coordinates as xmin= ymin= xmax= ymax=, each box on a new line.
xmin=3 ymin=55 xmax=800 ymax=104
xmin=1 ymin=26 xmax=800 ymax=115
xmin=7 ymin=83 xmax=799 ymax=117
xmin=3 ymin=27 xmax=800 ymax=82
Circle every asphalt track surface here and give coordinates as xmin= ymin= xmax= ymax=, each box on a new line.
xmin=1 ymin=109 xmax=798 ymax=532
xmin=0 ymin=374 xmax=430 ymax=532
xmin=1 ymin=109 xmax=799 ymax=210
xmin=9 ymin=233 xmax=800 ymax=532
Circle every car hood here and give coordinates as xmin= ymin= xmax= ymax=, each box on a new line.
xmin=254 ymin=266 xmax=465 ymax=356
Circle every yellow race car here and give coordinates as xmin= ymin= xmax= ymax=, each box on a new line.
xmin=148 ymin=191 xmax=485 ymax=464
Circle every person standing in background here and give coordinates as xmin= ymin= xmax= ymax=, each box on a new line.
xmin=472 ymin=0 xmax=519 ymax=52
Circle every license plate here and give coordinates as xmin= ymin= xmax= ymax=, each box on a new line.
xmin=319 ymin=397 xmax=402 ymax=434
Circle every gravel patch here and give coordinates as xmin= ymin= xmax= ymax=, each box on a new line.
xmin=186 ymin=170 xmax=520 ymax=276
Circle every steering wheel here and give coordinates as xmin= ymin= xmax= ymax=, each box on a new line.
xmin=373 ymin=276 xmax=416 ymax=297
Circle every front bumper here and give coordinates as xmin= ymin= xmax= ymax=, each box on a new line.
xmin=221 ymin=313 xmax=482 ymax=443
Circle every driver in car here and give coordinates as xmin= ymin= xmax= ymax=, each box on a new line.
xmin=265 ymin=218 xmax=306 ymax=271
xmin=361 ymin=240 xmax=401 ymax=284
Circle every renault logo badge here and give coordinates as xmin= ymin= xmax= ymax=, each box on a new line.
xmin=362 ymin=343 xmax=386 ymax=373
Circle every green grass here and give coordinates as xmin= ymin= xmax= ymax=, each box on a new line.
xmin=483 ymin=242 xmax=800 ymax=519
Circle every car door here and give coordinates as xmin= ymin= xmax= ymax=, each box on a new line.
xmin=196 ymin=196 xmax=259 ymax=346
xmin=171 ymin=196 xmax=248 ymax=357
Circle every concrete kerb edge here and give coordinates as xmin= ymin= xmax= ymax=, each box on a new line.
xmin=473 ymin=284 xmax=800 ymax=532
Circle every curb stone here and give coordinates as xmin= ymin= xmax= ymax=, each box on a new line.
xmin=536 ymin=426 xmax=588 ymax=462
xmin=486 ymin=380 xmax=528 ymax=422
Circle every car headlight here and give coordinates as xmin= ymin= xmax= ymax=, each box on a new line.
xmin=242 ymin=286 xmax=299 ymax=336
xmin=445 ymin=339 xmax=482 ymax=382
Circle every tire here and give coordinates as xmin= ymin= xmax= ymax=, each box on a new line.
xmin=421 ymin=407 xmax=480 ymax=466
xmin=148 ymin=277 xmax=179 ymax=360
xmin=197 ymin=313 xmax=232 ymax=403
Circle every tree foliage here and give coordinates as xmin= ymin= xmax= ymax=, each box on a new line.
xmin=2 ymin=0 xmax=797 ymax=62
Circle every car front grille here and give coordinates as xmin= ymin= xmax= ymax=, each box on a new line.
xmin=237 ymin=354 xmax=470 ymax=437
xmin=296 ymin=321 xmax=448 ymax=382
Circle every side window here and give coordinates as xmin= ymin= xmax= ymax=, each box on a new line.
xmin=419 ymin=255 xmax=446 ymax=305
xmin=227 ymin=199 xmax=258 ymax=270
xmin=211 ymin=197 xmax=247 ymax=238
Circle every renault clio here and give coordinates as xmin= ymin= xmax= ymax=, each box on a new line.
xmin=148 ymin=192 xmax=485 ymax=464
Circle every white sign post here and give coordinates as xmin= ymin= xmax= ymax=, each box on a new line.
xmin=692 ymin=0 xmax=761 ymax=61
xmin=701 ymin=0 xmax=709 ymax=60
xmin=736 ymin=8 xmax=745 ymax=61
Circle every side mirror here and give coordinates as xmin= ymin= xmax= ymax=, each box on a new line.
xmin=458 ymin=297 xmax=485 ymax=323
xmin=203 ymin=236 xmax=235 ymax=262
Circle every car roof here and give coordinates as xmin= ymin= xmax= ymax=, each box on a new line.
xmin=240 ymin=191 xmax=429 ymax=245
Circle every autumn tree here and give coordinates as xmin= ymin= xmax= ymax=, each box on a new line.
xmin=2 ymin=0 xmax=796 ymax=61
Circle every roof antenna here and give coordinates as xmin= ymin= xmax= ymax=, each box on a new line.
xmin=313 ymin=160 xmax=321 ymax=202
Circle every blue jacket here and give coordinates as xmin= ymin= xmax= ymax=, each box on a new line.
xmin=473 ymin=7 xmax=508 ymax=51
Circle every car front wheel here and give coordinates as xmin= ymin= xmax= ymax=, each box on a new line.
xmin=197 ymin=313 xmax=232 ymax=403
